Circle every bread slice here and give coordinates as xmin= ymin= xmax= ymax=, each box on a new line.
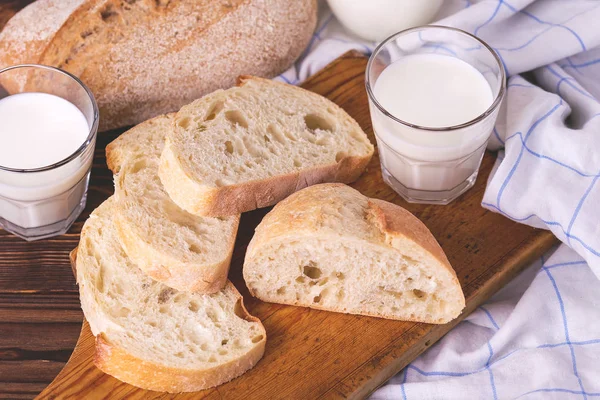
xmin=159 ymin=76 xmax=374 ymax=217
xmin=243 ymin=184 xmax=465 ymax=324
xmin=0 ymin=0 xmax=317 ymax=130
xmin=76 ymin=197 xmax=266 ymax=393
xmin=105 ymin=114 xmax=239 ymax=293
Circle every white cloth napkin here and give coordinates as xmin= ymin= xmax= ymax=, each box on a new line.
xmin=277 ymin=1 xmax=600 ymax=398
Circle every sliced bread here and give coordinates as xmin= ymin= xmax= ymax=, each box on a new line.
xmin=106 ymin=114 xmax=240 ymax=293
xmin=159 ymin=76 xmax=374 ymax=217
xmin=243 ymin=184 xmax=465 ymax=324
xmin=76 ymin=197 xmax=266 ymax=393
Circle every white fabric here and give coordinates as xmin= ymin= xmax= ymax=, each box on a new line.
xmin=277 ymin=1 xmax=600 ymax=398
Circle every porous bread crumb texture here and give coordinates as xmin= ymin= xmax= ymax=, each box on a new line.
xmin=0 ymin=0 xmax=318 ymax=130
xmin=245 ymin=239 xmax=461 ymax=323
xmin=243 ymin=184 xmax=465 ymax=324
xmin=77 ymin=198 xmax=265 ymax=373
xmin=168 ymin=77 xmax=374 ymax=188
xmin=107 ymin=114 xmax=239 ymax=293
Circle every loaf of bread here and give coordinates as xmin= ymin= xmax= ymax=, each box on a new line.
xmin=159 ymin=76 xmax=374 ymax=217
xmin=76 ymin=197 xmax=266 ymax=393
xmin=243 ymin=184 xmax=465 ymax=324
xmin=0 ymin=0 xmax=317 ymax=131
xmin=106 ymin=114 xmax=239 ymax=293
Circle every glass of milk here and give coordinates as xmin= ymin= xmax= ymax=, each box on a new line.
xmin=366 ymin=26 xmax=506 ymax=204
xmin=0 ymin=65 xmax=99 ymax=240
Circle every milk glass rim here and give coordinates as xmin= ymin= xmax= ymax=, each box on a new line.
xmin=0 ymin=64 xmax=99 ymax=173
xmin=365 ymin=25 xmax=506 ymax=132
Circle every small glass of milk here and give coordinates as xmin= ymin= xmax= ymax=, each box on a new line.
xmin=0 ymin=65 xmax=99 ymax=240
xmin=366 ymin=26 xmax=506 ymax=204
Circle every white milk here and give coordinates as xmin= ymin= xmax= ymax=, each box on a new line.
xmin=370 ymin=54 xmax=495 ymax=192
xmin=327 ymin=0 xmax=443 ymax=42
xmin=0 ymin=93 xmax=89 ymax=169
xmin=0 ymin=93 xmax=92 ymax=230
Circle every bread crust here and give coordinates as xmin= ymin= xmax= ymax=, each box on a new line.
xmin=159 ymin=76 xmax=374 ymax=217
xmin=93 ymin=285 xmax=266 ymax=393
xmin=0 ymin=0 xmax=317 ymax=131
xmin=243 ymin=183 xmax=465 ymax=324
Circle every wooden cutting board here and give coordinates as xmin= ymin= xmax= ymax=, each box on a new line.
xmin=31 ymin=51 xmax=556 ymax=399
xmin=0 ymin=3 xmax=556 ymax=398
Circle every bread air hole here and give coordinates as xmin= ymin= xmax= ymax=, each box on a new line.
xmin=413 ymin=289 xmax=427 ymax=300
xmin=276 ymin=287 xmax=286 ymax=295
xmin=335 ymin=271 xmax=345 ymax=280
xmin=188 ymin=243 xmax=202 ymax=254
xmin=251 ymin=335 xmax=264 ymax=343
xmin=188 ymin=301 xmax=200 ymax=312
xmin=267 ymin=124 xmax=287 ymax=144
xmin=313 ymin=294 xmax=322 ymax=303
xmin=304 ymin=113 xmax=334 ymax=134
xmin=225 ymin=110 xmax=248 ymax=128
xmin=221 ymin=339 xmax=228 ymax=346
xmin=219 ymin=350 xmax=228 ymax=356
xmin=295 ymin=276 xmax=306 ymax=284
xmin=158 ymin=288 xmax=175 ymax=304
xmin=335 ymin=151 xmax=347 ymax=163
xmin=205 ymin=101 xmax=224 ymax=121
xmin=293 ymin=158 xmax=302 ymax=168
xmin=303 ymin=264 xmax=322 ymax=279
xmin=100 ymin=5 xmax=119 ymax=21
xmin=177 ymin=116 xmax=191 ymax=129
xmin=116 ymin=307 xmax=130 ymax=317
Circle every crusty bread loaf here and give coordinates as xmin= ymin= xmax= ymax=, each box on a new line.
xmin=76 ymin=197 xmax=266 ymax=393
xmin=159 ymin=76 xmax=374 ymax=217
xmin=0 ymin=0 xmax=317 ymax=131
xmin=106 ymin=114 xmax=240 ymax=293
xmin=243 ymin=184 xmax=465 ymax=324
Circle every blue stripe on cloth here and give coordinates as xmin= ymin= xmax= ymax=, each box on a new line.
xmin=495 ymin=101 xmax=562 ymax=207
xmin=480 ymin=306 xmax=501 ymax=330
xmin=544 ymin=261 xmax=588 ymax=269
xmin=305 ymin=14 xmax=334 ymax=52
xmin=493 ymin=126 xmax=505 ymax=144
xmin=474 ymin=0 xmax=504 ymax=37
xmin=517 ymin=388 xmax=600 ymax=399
xmin=502 ymin=131 xmax=600 ymax=178
xmin=538 ymin=339 xmax=600 ymax=349
xmin=486 ymin=341 xmax=499 ymax=400
xmin=545 ymin=66 xmax=598 ymax=102
xmin=566 ymin=171 xmax=600 ymax=246
xmin=562 ymin=57 xmax=600 ymax=69
xmin=401 ymin=365 xmax=408 ymax=400
xmin=501 ymin=0 xmax=587 ymax=51
xmin=542 ymin=266 xmax=588 ymax=399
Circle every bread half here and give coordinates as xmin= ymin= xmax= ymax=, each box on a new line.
xmin=159 ymin=76 xmax=374 ymax=217
xmin=106 ymin=114 xmax=239 ymax=293
xmin=76 ymin=197 xmax=266 ymax=392
xmin=243 ymin=184 xmax=465 ymax=324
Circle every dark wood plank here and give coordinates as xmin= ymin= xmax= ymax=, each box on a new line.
xmin=37 ymin=52 xmax=557 ymax=400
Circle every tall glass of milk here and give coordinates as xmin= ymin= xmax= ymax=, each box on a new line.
xmin=366 ymin=26 xmax=505 ymax=204
xmin=0 ymin=65 xmax=99 ymax=240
